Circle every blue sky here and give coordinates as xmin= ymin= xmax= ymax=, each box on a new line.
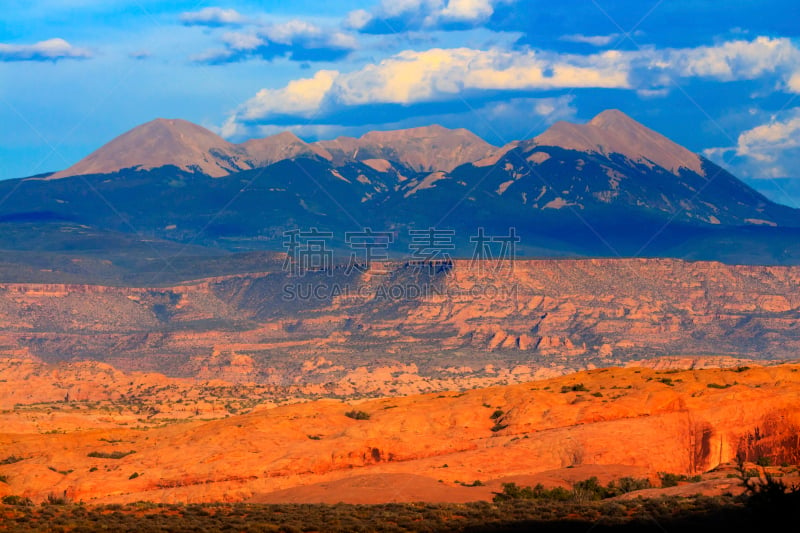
xmin=1 ymin=0 xmax=799 ymax=181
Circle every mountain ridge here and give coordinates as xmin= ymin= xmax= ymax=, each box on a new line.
xmin=8 ymin=109 xmax=800 ymax=266
xmin=49 ymin=120 xmax=499 ymax=179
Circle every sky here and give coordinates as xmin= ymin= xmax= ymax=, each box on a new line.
xmin=1 ymin=0 xmax=800 ymax=182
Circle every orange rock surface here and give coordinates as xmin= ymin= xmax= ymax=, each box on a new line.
xmin=1 ymin=361 xmax=798 ymax=504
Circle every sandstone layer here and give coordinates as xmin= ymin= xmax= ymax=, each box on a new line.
xmin=0 ymin=362 xmax=798 ymax=504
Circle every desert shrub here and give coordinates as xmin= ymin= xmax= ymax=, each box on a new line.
xmin=0 ymin=474 xmax=7 ymax=484
xmin=129 ymin=472 xmax=140 ymax=480
xmin=490 ymin=409 xmax=504 ymax=420
xmin=2 ymin=495 xmax=33 ymax=506
xmin=43 ymin=492 xmax=71 ymax=505
xmin=0 ymin=455 xmax=24 ymax=465
xmin=561 ymin=383 xmax=589 ymax=393
xmin=344 ymin=410 xmax=370 ymax=420
xmin=756 ymin=456 xmax=772 ymax=467
xmin=707 ymin=383 xmax=731 ymax=389
xmin=659 ymin=472 xmax=702 ymax=487
xmin=607 ymin=476 xmax=652 ymax=495
xmin=492 ymin=482 xmax=573 ymax=502
xmin=572 ymin=477 xmax=611 ymax=501
xmin=490 ymin=423 xmax=508 ymax=432
xmin=87 ymin=450 xmax=136 ymax=459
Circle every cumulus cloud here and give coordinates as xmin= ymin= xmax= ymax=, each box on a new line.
xmin=224 ymin=36 xmax=800 ymax=139
xmin=347 ymin=0 xmax=511 ymax=33
xmin=325 ymin=48 xmax=628 ymax=107
xmin=222 ymin=46 xmax=625 ymax=138
xmin=195 ymin=20 xmax=357 ymax=63
xmin=704 ymin=108 xmax=800 ymax=178
xmin=180 ymin=7 xmax=248 ymax=27
xmin=0 ymin=38 xmax=91 ymax=62
xmin=662 ymin=36 xmax=800 ymax=82
xmin=221 ymin=70 xmax=340 ymax=137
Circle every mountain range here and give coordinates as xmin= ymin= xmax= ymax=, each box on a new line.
xmin=3 ymin=109 xmax=800 ymax=282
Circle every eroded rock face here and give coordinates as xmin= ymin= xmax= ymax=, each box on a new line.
xmin=0 ymin=259 xmax=798 ymax=392
xmin=0 ymin=363 xmax=798 ymax=504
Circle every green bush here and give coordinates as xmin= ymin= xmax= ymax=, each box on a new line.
xmin=492 ymin=482 xmax=577 ymax=502
xmin=572 ymin=477 xmax=611 ymax=501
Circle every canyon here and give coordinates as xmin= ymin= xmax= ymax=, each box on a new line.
xmin=0 ymin=258 xmax=797 ymax=397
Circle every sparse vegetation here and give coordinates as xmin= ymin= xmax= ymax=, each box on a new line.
xmin=707 ymin=383 xmax=731 ymax=389
xmin=1 ymin=495 xmax=33 ymax=506
xmin=560 ymin=383 xmax=589 ymax=393
xmin=455 ymin=479 xmax=484 ymax=487
xmin=755 ymin=456 xmax=772 ymax=467
xmin=43 ymin=492 xmax=72 ymax=505
xmin=344 ymin=410 xmax=370 ymax=420
xmin=659 ymin=472 xmax=702 ymax=487
xmin=0 ymin=455 xmax=24 ymax=465
xmin=87 ymin=450 xmax=136 ymax=459
xmin=0 ymin=492 xmax=795 ymax=531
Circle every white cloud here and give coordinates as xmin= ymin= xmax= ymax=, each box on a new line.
xmin=180 ymin=7 xmax=247 ymax=27
xmin=560 ymin=34 xmax=619 ymax=47
xmin=737 ymin=108 xmax=800 ymax=161
xmin=0 ymin=38 xmax=91 ymax=62
xmin=439 ymin=0 xmax=495 ymax=21
xmin=195 ymin=20 xmax=357 ymax=63
xmin=344 ymin=9 xmax=372 ymax=30
xmin=663 ymin=36 xmax=800 ymax=82
xmin=222 ymin=70 xmax=340 ymax=137
xmin=787 ymin=71 xmax=800 ymax=93
xmin=327 ymin=47 xmax=629 ymax=107
xmin=704 ymin=108 xmax=800 ymax=178
xmin=348 ymin=0 xmax=512 ymax=33
xmin=224 ymin=37 xmax=800 ymax=139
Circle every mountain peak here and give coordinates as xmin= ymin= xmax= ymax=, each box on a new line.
xmin=317 ymin=124 xmax=497 ymax=172
xmin=533 ymin=110 xmax=704 ymax=176
xmin=49 ymin=118 xmax=244 ymax=179
xmin=589 ymin=109 xmax=637 ymax=127
xmin=241 ymin=131 xmax=332 ymax=167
